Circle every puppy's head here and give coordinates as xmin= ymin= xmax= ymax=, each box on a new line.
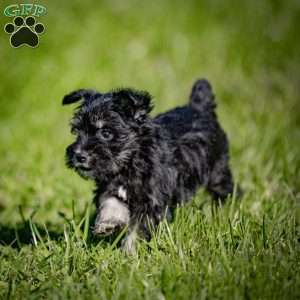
xmin=62 ymin=88 xmax=153 ymax=181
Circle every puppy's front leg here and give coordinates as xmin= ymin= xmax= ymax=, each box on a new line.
xmin=122 ymin=210 xmax=166 ymax=254
xmin=122 ymin=224 xmax=139 ymax=255
xmin=93 ymin=197 xmax=130 ymax=236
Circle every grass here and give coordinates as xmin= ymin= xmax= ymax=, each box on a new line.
xmin=0 ymin=0 xmax=299 ymax=299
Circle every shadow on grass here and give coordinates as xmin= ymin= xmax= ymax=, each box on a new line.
xmin=0 ymin=222 xmax=63 ymax=248
xmin=0 ymin=195 xmax=228 ymax=249
xmin=0 ymin=213 xmax=124 ymax=250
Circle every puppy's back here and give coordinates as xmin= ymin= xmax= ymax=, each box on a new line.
xmin=153 ymin=79 xmax=217 ymax=140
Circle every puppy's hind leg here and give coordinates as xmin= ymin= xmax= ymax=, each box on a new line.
xmin=207 ymin=157 xmax=234 ymax=202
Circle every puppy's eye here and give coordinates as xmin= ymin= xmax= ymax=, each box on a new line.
xmin=99 ymin=128 xmax=113 ymax=141
xmin=136 ymin=114 xmax=146 ymax=124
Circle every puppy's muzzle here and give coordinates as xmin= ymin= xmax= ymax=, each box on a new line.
xmin=75 ymin=152 xmax=87 ymax=163
xmin=73 ymin=150 xmax=91 ymax=170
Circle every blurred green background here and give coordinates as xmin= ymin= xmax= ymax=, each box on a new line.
xmin=0 ymin=0 xmax=300 ymax=299
xmin=1 ymin=0 xmax=299 ymax=223
xmin=0 ymin=0 xmax=299 ymax=225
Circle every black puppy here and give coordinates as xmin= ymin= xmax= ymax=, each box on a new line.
xmin=63 ymin=79 xmax=235 ymax=253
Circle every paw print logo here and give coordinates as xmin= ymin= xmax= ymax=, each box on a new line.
xmin=4 ymin=16 xmax=45 ymax=48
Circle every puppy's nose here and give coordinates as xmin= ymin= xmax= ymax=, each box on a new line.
xmin=75 ymin=153 xmax=87 ymax=163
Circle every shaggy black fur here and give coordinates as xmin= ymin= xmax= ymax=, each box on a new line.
xmin=63 ymin=79 xmax=235 ymax=252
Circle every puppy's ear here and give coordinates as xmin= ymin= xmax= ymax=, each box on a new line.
xmin=113 ymin=89 xmax=153 ymax=122
xmin=62 ymin=89 xmax=101 ymax=105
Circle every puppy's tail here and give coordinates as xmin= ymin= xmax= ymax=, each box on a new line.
xmin=189 ymin=79 xmax=216 ymax=111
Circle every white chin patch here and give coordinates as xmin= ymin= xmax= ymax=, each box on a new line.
xmin=77 ymin=168 xmax=94 ymax=179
